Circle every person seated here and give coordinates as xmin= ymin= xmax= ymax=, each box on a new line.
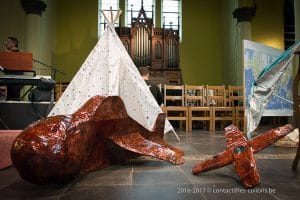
xmin=138 ymin=66 xmax=163 ymax=106
xmin=4 ymin=36 xmax=22 ymax=100
xmin=5 ymin=36 xmax=20 ymax=52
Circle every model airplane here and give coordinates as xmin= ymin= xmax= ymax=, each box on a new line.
xmin=192 ymin=124 xmax=293 ymax=188
xmin=11 ymin=96 xmax=184 ymax=184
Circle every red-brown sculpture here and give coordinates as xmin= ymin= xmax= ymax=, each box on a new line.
xmin=192 ymin=124 xmax=293 ymax=188
xmin=11 ymin=96 xmax=184 ymax=184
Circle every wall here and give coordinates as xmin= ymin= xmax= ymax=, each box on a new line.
xmin=0 ymin=0 xmax=26 ymax=51
xmin=220 ymin=0 xmax=239 ymax=85
xmin=0 ymin=0 xmax=57 ymax=76
xmin=39 ymin=0 xmax=57 ymax=76
xmin=180 ymin=0 xmax=223 ymax=85
xmin=0 ymin=0 xmax=286 ymax=85
xmin=251 ymin=0 xmax=284 ymax=50
xmin=180 ymin=0 xmax=284 ymax=85
xmin=56 ymin=0 xmax=227 ymax=84
xmin=54 ymin=0 xmax=98 ymax=81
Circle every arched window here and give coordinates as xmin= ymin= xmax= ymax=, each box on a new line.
xmin=162 ymin=0 xmax=181 ymax=38
xmin=98 ymin=0 xmax=119 ymax=37
xmin=98 ymin=0 xmax=182 ymax=37
xmin=126 ymin=0 xmax=155 ymax=27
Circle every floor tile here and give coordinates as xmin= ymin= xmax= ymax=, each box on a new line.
xmin=0 ymin=128 xmax=299 ymax=200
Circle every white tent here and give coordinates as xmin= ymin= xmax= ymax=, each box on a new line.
xmin=49 ymin=9 xmax=177 ymax=137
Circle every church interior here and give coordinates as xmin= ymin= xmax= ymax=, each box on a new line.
xmin=0 ymin=0 xmax=300 ymax=199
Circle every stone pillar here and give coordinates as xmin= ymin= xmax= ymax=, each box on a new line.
xmin=232 ymin=6 xmax=256 ymax=86
xmin=21 ymin=0 xmax=47 ymax=74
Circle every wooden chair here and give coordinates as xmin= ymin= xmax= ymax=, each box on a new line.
xmin=163 ymin=85 xmax=188 ymax=131
xmin=228 ymin=85 xmax=245 ymax=131
xmin=54 ymin=82 xmax=69 ymax=101
xmin=207 ymin=85 xmax=234 ymax=131
xmin=185 ymin=85 xmax=212 ymax=131
xmin=206 ymin=85 xmax=226 ymax=106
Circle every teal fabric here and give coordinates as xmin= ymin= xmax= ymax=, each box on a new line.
xmin=257 ymin=41 xmax=300 ymax=80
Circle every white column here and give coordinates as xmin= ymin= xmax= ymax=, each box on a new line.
xmin=233 ymin=6 xmax=256 ymax=85
xmin=24 ymin=14 xmax=42 ymax=71
xmin=21 ymin=0 xmax=46 ymax=74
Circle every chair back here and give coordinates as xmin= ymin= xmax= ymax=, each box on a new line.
xmin=184 ymin=85 xmax=206 ymax=106
xmin=164 ymin=85 xmax=185 ymax=106
xmin=228 ymin=85 xmax=244 ymax=107
xmin=206 ymin=85 xmax=226 ymax=106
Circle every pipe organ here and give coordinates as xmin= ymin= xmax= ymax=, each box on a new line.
xmin=115 ymin=7 xmax=182 ymax=85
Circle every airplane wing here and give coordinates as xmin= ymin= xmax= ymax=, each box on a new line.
xmin=225 ymin=125 xmax=260 ymax=188
xmin=232 ymin=146 xmax=260 ymax=188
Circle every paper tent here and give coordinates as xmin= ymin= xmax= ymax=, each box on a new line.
xmin=246 ymin=41 xmax=300 ymax=138
xmin=48 ymin=10 xmax=174 ymax=134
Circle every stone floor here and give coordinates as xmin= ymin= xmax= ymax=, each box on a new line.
xmin=0 ymin=128 xmax=299 ymax=200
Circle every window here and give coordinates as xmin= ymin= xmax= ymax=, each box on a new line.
xmin=126 ymin=0 xmax=155 ymax=27
xmin=98 ymin=0 xmax=119 ymax=37
xmin=162 ymin=0 xmax=181 ymax=31
xmin=98 ymin=0 xmax=182 ymax=37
